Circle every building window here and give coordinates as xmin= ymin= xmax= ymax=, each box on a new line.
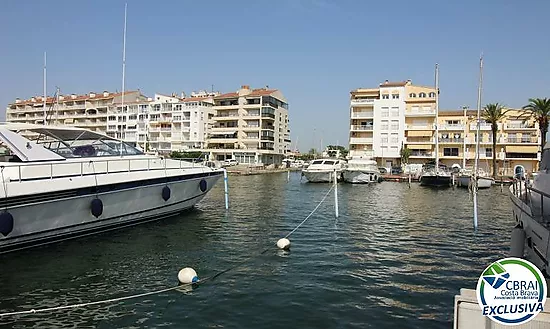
xmin=392 ymin=94 xmax=399 ymax=99
xmin=390 ymin=120 xmax=399 ymax=130
xmin=390 ymin=107 xmax=399 ymax=117
xmin=485 ymin=147 xmax=493 ymax=157
xmin=443 ymin=148 xmax=459 ymax=156
xmin=381 ymin=133 xmax=388 ymax=144
xmin=409 ymin=93 xmax=416 ymax=98
xmin=381 ymin=120 xmax=389 ymax=130
xmin=390 ymin=133 xmax=398 ymax=143
xmin=419 ymin=92 xmax=426 ymax=98
xmin=382 ymin=94 xmax=389 ymax=99
xmin=429 ymin=92 xmax=436 ymax=97
xmin=381 ymin=109 xmax=389 ymax=117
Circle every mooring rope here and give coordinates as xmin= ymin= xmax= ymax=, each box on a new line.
xmin=0 ymin=183 xmax=336 ymax=317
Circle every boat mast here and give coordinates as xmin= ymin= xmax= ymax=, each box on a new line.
xmin=435 ymin=63 xmax=439 ymax=171
xmin=462 ymin=106 xmax=468 ymax=169
xmin=43 ymin=51 xmax=47 ymax=125
xmin=120 ymin=3 xmax=127 ymax=156
xmin=473 ymin=55 xmax=483 ymax=230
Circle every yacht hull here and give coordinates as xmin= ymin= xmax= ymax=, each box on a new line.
xmin=342 ymin=170 xmax=381 ymax=184
xmin=0 ymin=172 xmax=222 ymax=253
xmin=456 ymin=175 xmax=493 ymax=188
xmin=302 ymin=170 xmax=339 ymax=183
xmin=419 ymin=174 xmax=452 ymax=187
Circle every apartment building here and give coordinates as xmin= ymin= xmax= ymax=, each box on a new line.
xmin=428 ymin=109 xmax=540 ymax=177
xmin=6 ymin=91 xmax=147 ymax=135
xmin=349 ymin=81 xmax=540 ymax=176
xmin=349 ymin=80 xmax=436 ymax=169
xmin=6 ymin=90 xmax=217 ymax=153
xmin=206 ymin=85 xmax=290 ymax=165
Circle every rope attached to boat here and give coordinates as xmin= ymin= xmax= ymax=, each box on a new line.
xmin=0 ymin=184 xmax=336 ymax=317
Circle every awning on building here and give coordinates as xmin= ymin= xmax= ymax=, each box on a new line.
xmin=506 ymin=145 xmax=538 ymax=153
xmin=407 ymin=130 xmax=432 ymax=137
xmin=408 ymin=144 xmax=432 ymax=150
xmin=210 ymin=130 xmax=237 ymax=135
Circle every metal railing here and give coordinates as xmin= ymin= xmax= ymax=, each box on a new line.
xmin=1 ymin=156 xmax=214 ymax=183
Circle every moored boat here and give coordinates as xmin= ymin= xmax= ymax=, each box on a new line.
xmin=342 ymin=157 xmax=381 ymax=183
xmin=301 ymin=158 xmax=345 ymax=183
xmin=0 ymin=124 xmax=223 ymax=253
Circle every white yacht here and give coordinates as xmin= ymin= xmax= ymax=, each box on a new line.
xmin=0 ymin=124 xmax=223 ymax=253
xmin=456 ymin=168 xmax=494 ymax=189
xmin=510 ymin=143 xmax=550 ymax=276
xmin=342 ymin=157 xmax=381 ymax=184
xmin=301 ymin=158 xmax=345 ymax=183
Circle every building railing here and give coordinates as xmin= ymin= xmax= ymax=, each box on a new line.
xmin=405 ymin=137 xmax=434 ymax=143
xmin=351 ymin=112 xmax=374 ymax=118
xmin=469 ymin=123 xmax=492 ymax=130
xmin=505 ymin=123 xmax=536 ymax=129
xmin=406 ymin=109 xmax=436 ymax=115
xmin=351 ymin=125 xmax=373 ymax=131
xmin=350 ymin=99 xmax=375 ymax=105
xmin=505 ymin=137 xmax=538 ymax=143
xmin=440 ymin=124 xmax=465 ymax=130
xmin=349 ymin=137 xmax=373 ymax=144
xmin=410 ymin=151 xmax=433 ymax=157
xmin=439 ymin=138 xmax=464 ymax=143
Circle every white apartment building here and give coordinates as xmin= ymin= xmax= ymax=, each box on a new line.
xmin=6 ymin=90 xmax=217 ymax=153
xmin=206 ymin=85 xmax=290 ymax=165
xmin=349 ymin=80 xmax=436 ymax=169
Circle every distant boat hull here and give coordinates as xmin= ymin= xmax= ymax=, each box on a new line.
xmin=342 ymin=170 xmax=381 ymax=184
xmin=419 ymin=173 xmax=452 ymax=187
xmin=456 ymin=175 xmax=494 ymax=189
xmin=302 ymin=170 xmax=340 ymax=183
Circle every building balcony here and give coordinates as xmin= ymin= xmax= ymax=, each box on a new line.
xmin=214 ymin=113 xmax=239 ymax=120
xmin=405 ymin=124 xmax=435 ymax=130
xmin=261 ymin=113 xmax=276 ymax=119
xmin=259 ymin=146 xmax=275 ymax=150
xmin=405 ymin=109 xmax=436 ymax=116
xmin=260 ymin=136 xmax=275 ymax=141
xmin=438 ymin=138 xmax=464 ymax=143
xmin=405 ymin=137 xmax=434 ymax=144
xmin=504 ymin=137 xmax=539 ymax=144
xmin=439 ymin=124 xmax=465 ymax=131
xmin=504 ymin=123 xmax=537 ymax=130
xmin=350 ymin=99 xmax=375 ymax=106
xmin=409 ymin=151 xmax=433 ymax=158
xmin=349 ymin=137 xmax=373 ymax=144
xmin=351 ymin=111 xmax=374 ymax=118
xmin=242 ymin=125 xmax=260 ymax=131
xmin=350 ymin=125 xmax=373 ymax=131
xmin=469 ymin=123 xmax=492 ymax=131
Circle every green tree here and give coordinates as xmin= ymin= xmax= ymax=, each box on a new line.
xmin=482 ymin=103 xmax=508 ymax=178
xmin=522 ymin=98 xmax=550 ymax=155
xmin=400 ymin=146 xmax=412 ymax=164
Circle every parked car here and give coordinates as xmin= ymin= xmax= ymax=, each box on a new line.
xmin=378 ymin=167 xmax=388 ymax=174
xmin=223 ymin=159 xmax=239 ymax=167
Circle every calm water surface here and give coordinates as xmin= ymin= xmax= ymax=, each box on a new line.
xmin=0 ymin=172 xmax=513 ymax=328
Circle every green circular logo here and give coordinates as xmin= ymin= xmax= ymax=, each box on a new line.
xmin=476 ymin=257 xmax=546 ymax=325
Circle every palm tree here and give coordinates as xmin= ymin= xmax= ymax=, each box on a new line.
xmin=522 ymin=98 xmax=550 ymax=154
xmin=482 ymin=103 xmax=508 ymax=178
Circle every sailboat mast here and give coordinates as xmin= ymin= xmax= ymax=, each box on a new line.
xmin=474 ymin=56 xmax=483 ymax=178
xmin=43 ymin=52 xmax=47 ymax=125
xmin=120 ymin=3 xmax=127 ymax=156
xmin=435 ymin=63 xmax=439 ymax=170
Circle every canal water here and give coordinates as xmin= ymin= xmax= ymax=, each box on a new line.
xmin=0 ymin=172 xmax=513 ymax=328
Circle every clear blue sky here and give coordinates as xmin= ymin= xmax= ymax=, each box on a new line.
xmin=1 ymin=0 xmax=549 ymax=152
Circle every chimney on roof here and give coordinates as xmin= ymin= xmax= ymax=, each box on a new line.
xmin=15 ymin=98 xmax=21 ymax=103
xmin=71 ymin=94 xmax=76 ymax=99
xmin=103 ymin=91 xmax=109 ymax=97
xmin=31 ymin=97 xmax=36 ymax=102
xmin=89 ymin=92 xmax=96 ymax=98
xmin=384 ymin=80 xmax=389 ymax=84
xmin=241 ymin=85 xmax=250 ymax=90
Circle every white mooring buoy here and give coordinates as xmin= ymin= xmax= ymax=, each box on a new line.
xmin=178 ymin=267 xmax=199 ymax=284
xmin=277 ymin=238 xmax=291 ymax=250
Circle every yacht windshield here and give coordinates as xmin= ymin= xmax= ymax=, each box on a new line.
xmin=29 ymin=127 xmax=143 ymax=158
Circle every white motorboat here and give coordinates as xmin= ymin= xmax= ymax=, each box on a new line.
xmin=0 ymin=124 xmax=223 ymax=253
xmin=456 ymin=168 xmax=494 ymax=189
xmin=509 ymin=143 xmax=550 ymax=276
xmin=301 ymin=158 xmax=345 ymax=183
xmin=342 ymin=157 xmax=381 ymax=183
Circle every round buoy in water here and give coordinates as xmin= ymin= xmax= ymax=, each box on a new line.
xmin=277 ymin=238 xmax=291 ymax=250
xmin=178 ymin=267 xmax=199 ymax=284
xmin=0 ymin=211 xmax=14 ymax=236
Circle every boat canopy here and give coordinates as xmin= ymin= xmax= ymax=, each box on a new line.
xmin=0 ymin=123 xmax=143 ymax=161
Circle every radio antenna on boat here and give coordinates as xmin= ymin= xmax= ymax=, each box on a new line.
xmin=43 ymin=51 xmax=47 ymax=125
xmin=120 ymin=3 xmax=127 ymax=156
xmin=473 ymin=54 xmax=483 ymax=230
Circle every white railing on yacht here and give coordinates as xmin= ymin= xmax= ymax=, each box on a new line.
xmin=2 ymin=157 xmax=210 ymax=183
